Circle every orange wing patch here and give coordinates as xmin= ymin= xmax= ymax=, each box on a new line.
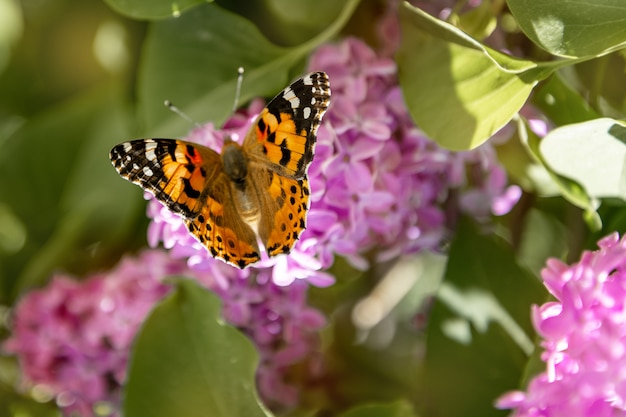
xmin=253 ymin=109 xmax=309 ymax=176
xmin=185 ymin=190 xmax=261 ymax=268
xmin=256 ymin=170 xmax=310 ymax=257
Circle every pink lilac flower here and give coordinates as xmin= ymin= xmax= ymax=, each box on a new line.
xmin=215 ymin=271 xmax=326 ymax=409
xmin=146 ymin=37 xmax=518 ymax=284
xmin=5 ymin=250 xmax=326 ymax=416
xmin=496 ymin=232 xmax=626 ymax=417
xmin=3 ymin=250 xmax=179 ymax=417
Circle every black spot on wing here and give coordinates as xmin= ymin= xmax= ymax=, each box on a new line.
xmin=279 ymin=141 xmax=291 ymax=166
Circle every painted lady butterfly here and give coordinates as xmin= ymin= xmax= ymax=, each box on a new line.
xmin=110 ymin=72 xmax=330 ymax=268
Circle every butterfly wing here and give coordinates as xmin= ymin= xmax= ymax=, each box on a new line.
xmin=243 ymin=71 xmax=331 ymax=179
xmin=252 ymin=168 xmax=311 ymax=257
xmin=242 ymin=72 xmax=330 ymax=256
xmin=185 ymin=185 xmax=261 ymax=269
xmin=110 ymin=138 xmax=218 ymax=218
xmin=110 ymin=138 xmax=260 ymax=268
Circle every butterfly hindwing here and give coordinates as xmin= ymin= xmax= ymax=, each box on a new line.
xmin=110 ymin=138 xmax=220 ymax=218
xmin=185 ymin=185 xmax=261 ymax=268
xmin=254 ymin=169 xmax=310 ymax=257
xmin=244 ymin=71 xmax=331 ymax=178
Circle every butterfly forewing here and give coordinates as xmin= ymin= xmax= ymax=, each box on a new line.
xmin=245 ymin=71 xmax=331 ymax=179
xmin=110 ymin=138 xmax=221 ymax=218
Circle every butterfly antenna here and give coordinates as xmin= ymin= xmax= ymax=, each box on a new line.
xmin=232 ymin=67 xmax=244 ymax=113
xmin=164 ymin=100 xmax=202 ymax=128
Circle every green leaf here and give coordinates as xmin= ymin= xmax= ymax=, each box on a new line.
xmin=516 ymin=208 xmax=569 ymax=276
xmin=0 ymin=85 xmax=144 ymax=299
xmin=123 ymin=279 xmax=272 ymax=417
xmin=495 ymin=123 xmax=558 ymax=195
xmin=518 ymin=117 xmax=602 ymax=230
xmin=574 ymin=53 xmax=626 ymax=115
xmin=540 ymin=118 xmax=626 ymax=201
xmin=0 ymin=0 xmax=23 ymax=75
xmin=103 ymin=0 xmax=206 ymax=20
xmin=455 ymin=0 xmax=498 ymax=40
xmin=397 ymin=3 xmax=556 ymax=150
xmin=139 ymin=1 xmax=358 ymax=138
xmin=337 ymin=400 xmax=417 ymax=417
xmin=423 ymin=218 xmax=546 ymax=416
xmin=315 ymin=256 xmax=444 ymax=407
xmin=219 ymin=0 xmax=349 ymax=47
xmin=533 ymin=73 xmax=600 ymax=126
xmin=507 ymin=0 xmax=626 ymax=58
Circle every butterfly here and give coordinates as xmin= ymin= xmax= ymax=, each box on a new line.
xmin=110 ymin=72 xmax=330 ymax=269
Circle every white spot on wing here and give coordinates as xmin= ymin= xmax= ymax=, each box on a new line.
xmin=143 ymin=166 xmax=154 ymax=176
xmin=132 ymin=163 xmax=140 ymax=170
xmin=302 ymin=107 xmax=311 ymax=119
xmin=145 ymin=149 xmax=156 ymax=161
xmin=282 ymin=88 xmax=300 ymax=109
xmin=123 ymin=142 xmax=132 ymax=152
xmin=303 ymin=74 xmax=314 ymax=85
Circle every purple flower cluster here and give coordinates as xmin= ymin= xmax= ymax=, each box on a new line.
xmin=147 ymin=37 xmax=518 ymax=283
xmin=4 ymin=250 xmax=178 ymax=417
xmin=5 ymin=249 xmax=327 ymax=416
xmin=215 ymin=272 xmax=326 ymax=408
xmin=497 ymin=232 xmax=626 ymax=417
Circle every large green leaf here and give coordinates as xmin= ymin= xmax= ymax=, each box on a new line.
xmin=397 ymin=3 xmax=556 ymax=150
xmin=219 ymin=0 xmax=348 ymax=47
xmin=337 ymin=400 xmax=417 ymax=417
xmin=574 ymin=53 xmax=626 ymax=115
xmin=518 ymin=116 xmax=602 ymax=230
xmin=138 ymin=1 xmax=358 ymax=138
xmin=540 ymin=118 xmax=626 ymax=201
xmin=507 ymin=0 xmax=626 ymax=58
xmin=516 ymin=208 xmax=569 ymax=276
xmin=422 ymin=219 xmax=546 ymax=416
xmin=0 ymin=0 xmax=22 ymax=75
xmin=532 ymin=73 xmax=600 ymax=126
xmin=0 ymin=85 xmax=144 ymax=299
xmin=123 ymin=279 xmax=272 ymax=417
xmin=104 ymin=0 xmax=206 ymax=20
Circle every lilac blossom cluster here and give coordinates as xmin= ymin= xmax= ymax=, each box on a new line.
xmin=147 ymin=37 xmax=519 ymax=283
xmin=215 ymin=271 xmax=326 ymax=408
xmin=497 ymin=232 xmax=626 ymax=417
xmin=4 ymin=250 xmax=177 ymax=417
xmin=5 ymin=250 xmax=326 ymax=416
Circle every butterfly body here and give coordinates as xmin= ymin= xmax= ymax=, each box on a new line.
xmin=110 ymin=72 xmax=330 ymax=268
